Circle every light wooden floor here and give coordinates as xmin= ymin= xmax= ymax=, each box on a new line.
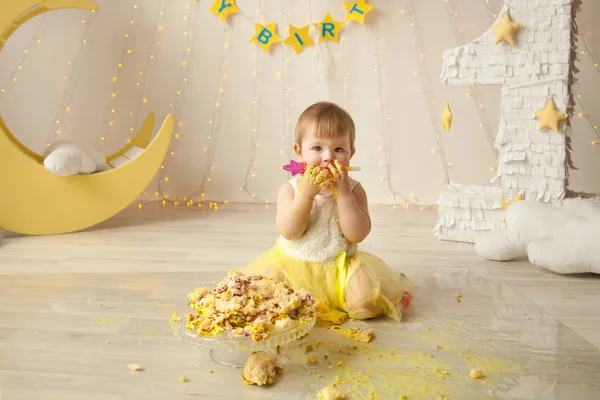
xmin=1 ymin=204 xmax=599 ymax=399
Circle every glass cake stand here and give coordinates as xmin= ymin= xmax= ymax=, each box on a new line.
xmin=170 ymin=308 xmax=316 ymax=368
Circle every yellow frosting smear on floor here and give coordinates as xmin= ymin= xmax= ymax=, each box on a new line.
xmin=290 ymin=324 xmax=526 ymax=400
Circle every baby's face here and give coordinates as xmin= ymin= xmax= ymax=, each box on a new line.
xmin=294 ymin=129 xmax=354 ymax=168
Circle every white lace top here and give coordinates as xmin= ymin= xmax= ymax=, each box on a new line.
xmin=276 ymin=175 xmax=359 ymax=263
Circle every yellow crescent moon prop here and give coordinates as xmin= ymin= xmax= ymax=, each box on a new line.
xmin=0 ymin=0 xmax=174 ymax=235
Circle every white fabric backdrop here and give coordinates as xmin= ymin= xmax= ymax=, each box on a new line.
xmin=0 ymin=0 xmax=598 ymax=205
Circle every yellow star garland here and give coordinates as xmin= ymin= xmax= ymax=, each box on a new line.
xmin=209 ymin=0 xmax=239 ymax=22
xmin=343 ymin=1 xmax=374 ymax=24
xmin=283 ymin=25 xmax=314 ymax=55
xmin=250 ymin=22 xmax=282 ymax=53
xmin=314 ymin=13 xmax=344 ymax=43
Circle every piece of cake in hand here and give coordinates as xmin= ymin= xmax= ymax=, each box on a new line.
xmin=242 ymin=351 xmax=283 ymax=386
xmin=318 ymin=386 xmax=347 ymax=400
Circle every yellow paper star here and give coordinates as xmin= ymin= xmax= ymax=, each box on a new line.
xmin=314 ymin=13 xmax=344 ymax=43
xmin=343 ymin=1 xmax=374 ymax=24
xmin=534 ymin=99 xmax=568 ymax=132
xmin=500 ymin=193 xmax=524 ymax=210
xmin=283 ymin=25 xmax=314 ymax=55
xmin=491 ymin=11 xmax=522 ymax=44
xmin=250 ymin=22 xmax=282 ymax=53
xmin=209 ymin=0 xmax=239 ymax=21
xmin=441 ymin=101 xmax=453 ymax=131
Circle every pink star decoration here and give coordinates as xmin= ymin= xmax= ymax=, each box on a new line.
xmin=282 ymin=160 xmax=307 ymax=176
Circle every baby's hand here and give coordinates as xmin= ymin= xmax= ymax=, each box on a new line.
xmin=299 ymin=164 xmax=331 ymax=198
xmin=328 ymin=160 xmax=351 ymax=196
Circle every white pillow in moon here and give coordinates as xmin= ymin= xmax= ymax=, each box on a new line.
xmin=43 ymin=141 xmax=107 ymax=177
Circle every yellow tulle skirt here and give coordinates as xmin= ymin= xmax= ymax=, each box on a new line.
xmin=240 ymin=245 xmax=413 ymax=324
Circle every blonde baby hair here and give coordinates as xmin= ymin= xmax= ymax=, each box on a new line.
xmin=295 ymin=102 xmax=355 ymax=148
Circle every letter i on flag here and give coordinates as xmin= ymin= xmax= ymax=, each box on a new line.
xmin=283 ymin=25 xmax=314 ymax=55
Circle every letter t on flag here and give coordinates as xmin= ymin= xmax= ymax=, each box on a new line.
xmin=344 ymin=1 xmax=374 ymax=24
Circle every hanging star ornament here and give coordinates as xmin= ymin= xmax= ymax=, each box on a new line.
xmin=441 ymin=101 xmax=453 ymax=131
xmin=314 ymin=12 xmax=344 ymax=43
xmin=343 ymin=1 xmax=374 ymax=24
xmin=283 ymin=25 xmax=314 ymax=55
xmin=491 ymin=11 xmax=522 ymax=44
xmin=500 ymin=193 xmax=524 ymax=210
xmin=209 ymin=0 xmax=239 ymax=22
xmin=534 ymin=98 xmax=568 ymax=132
xmin=250 ymin=22 xmax=282 ymax=53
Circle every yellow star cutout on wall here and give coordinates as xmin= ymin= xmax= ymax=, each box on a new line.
xmin=534 ymin=98 xmax=568 ymax=132
xmin=441 ymin=101 xmax=453 ymax=131
xmin=250 ymin=22 xmax=281 ymax=53
xmin=314 ymin=12 xmax=344 ymax=43
xmin=283 ymin=25 xmax=314 ymax=55
xmin=343 ymin=1 xmax=374 ymax=24
xmin=500 ymin=193 xmax=524 ymax=210
xmin=209 ymin=0 xmax=239 ymax=22
xmin=491 ymin=11 xmax=522 ymax=44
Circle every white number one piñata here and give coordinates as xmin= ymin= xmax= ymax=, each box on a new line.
xmin=435 ymin=0 xmax=578 ymax=243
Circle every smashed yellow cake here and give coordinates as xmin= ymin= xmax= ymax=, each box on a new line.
xmin=242 ymin=351 xmax=283 ymax=385
xmin=318 ymin=386 xmax=347 ymax=400
xmin=470 ymin=368 xmax=482 ymax=379
xmin=127 ymin=364 xmax=143 ymax=372
xmin=185 ymin=271 xmax=315 ymax=341
xmin=306 ymin=354 xmax=319 ymax=364
xmin=328 ymin=325 xmax=374 ymax=343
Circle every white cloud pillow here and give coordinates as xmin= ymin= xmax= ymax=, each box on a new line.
xmin=474 ymin=198 xmax=600 ymax=274
xmin=43 ymin=141 xmax=108 ymax=177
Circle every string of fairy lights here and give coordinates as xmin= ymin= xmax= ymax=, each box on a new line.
xmin=371 ymin=16 xmax=411 ymax=204
xmin=281 ymin=5 xmax=293 ymax=177
xmin=579 ymin=33 xmax=600 ymax=73
xmin=404 ymin=1 xmax=451 ymax=186
xmin=308 ymin=0 xmax=324 ymax=96
xmin=95 ymin=1 xmax=141 ymax=148
xmin=574 ymin=33 xmax=600 ymax=146
xmin=126 ymin=0 xmax=168 ymax=148
xmin=243 ymin=1 xmax=290 ymax=204
xmin=239 ymin=1 xmax=294 ymax=204
xmin=574 ymin=94 xmax=600 ymax=146
xmin=482 ymin=0 xmax=499 ymax=22
xmin=186 ymin=28 xmax=237 ymax=208
xmin=211 ymin=7 xmax=268 ymax=206
xmin=242 ymin=22 xmax=265 ymax=203
xmin=180 ymin=1 xmax=289 ymax=206
xmin=339 ymin=0 xmax=348 ymax=122
xmin=331 ymin=0 xmax=407 ymax=205
xmin=184 ymin=20 xmax=229 ymax=206
xmin=443 ymin=1 xmax=499 ymax=162
xmin=46 ymin=10 xmax=96 ymax=148
xmin=0 ymin=15 xmax=46 ymax=98
xmin=155 ymin=0 xmax=197 ymax=206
